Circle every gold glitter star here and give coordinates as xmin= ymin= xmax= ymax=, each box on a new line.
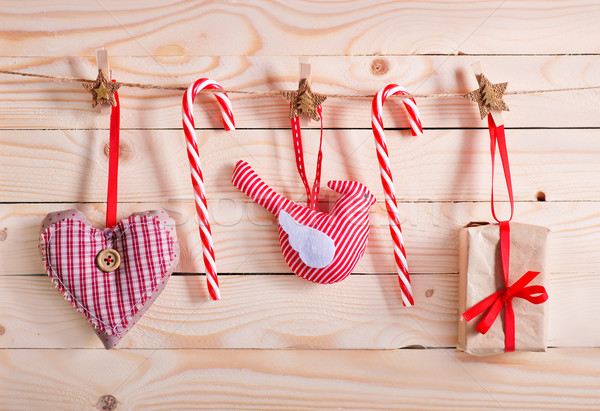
xmin=82 ymin=70 xmax=120 ymax=107
xmin=464 ymin=74 xmax=509 ymax=119
xmin=282 ymin=78 xmax=327 ymax=121
xmin=94 ymin=83 xmax=111 ymax=100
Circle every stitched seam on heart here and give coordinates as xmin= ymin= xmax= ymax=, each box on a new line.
xmin=42 ymin=215 xmax=176 ymax=336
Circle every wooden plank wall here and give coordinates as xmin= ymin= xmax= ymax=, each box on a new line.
xmin=1 ymin=1 xmax=599 ymax=409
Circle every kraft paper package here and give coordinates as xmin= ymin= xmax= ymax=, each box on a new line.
xmin=458 ymin=80 xmax=550 ymax=356
xmin=458 ymin=222 xmax=550 ymax=356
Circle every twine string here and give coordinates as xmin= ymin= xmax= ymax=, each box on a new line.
xmin=0 ymin=68 xmax=598 ymax=99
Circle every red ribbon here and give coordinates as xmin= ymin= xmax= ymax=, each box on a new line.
xmin=462 ymin=265 xmax=548 ymax=352
xmin=290 ymin=106 xmax=324 ymax=210
xmin=461 ymin=114 xmax=548 ymax=352
xmin=106 ymin=85 xmax=120 ymax=228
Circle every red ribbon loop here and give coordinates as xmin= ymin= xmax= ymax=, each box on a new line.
xmin=290 ymin=105 xmax=324 ymax=210
xmin=106 ymin=85 xmax=120 ymax=228
xmin=489 ymin=116 xmax=514 ymax=224
xmin=462 ymin=114 xmax=549 ymax=352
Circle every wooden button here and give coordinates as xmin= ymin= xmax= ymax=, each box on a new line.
xmin=96 ymin=249 xmax=121 ymax=272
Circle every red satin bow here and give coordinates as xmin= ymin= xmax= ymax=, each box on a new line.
xmin=462 ymin=268 xmax=548 ymax=352
xmin=462 ymin=115 xmax=548 ymax=352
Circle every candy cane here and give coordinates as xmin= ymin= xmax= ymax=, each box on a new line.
xmin=182 ymin=78 xmax=235 ymax=300
xmin=371 ymin=84 xmax=423 ymax=307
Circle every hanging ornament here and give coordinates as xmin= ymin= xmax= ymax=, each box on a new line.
xmin=233 ymin=98 xmax=376 ymax=284
xmin=40 ymin=83 xmax=179 ymax=349
xmin=181 ymin=78 xmax=235 ymax=300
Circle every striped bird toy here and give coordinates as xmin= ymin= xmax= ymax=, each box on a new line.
xmin=232 ymin=104 xmax=377 ymax=284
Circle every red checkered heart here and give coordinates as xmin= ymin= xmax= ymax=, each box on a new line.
xmin=39 ymin=209 xmax=179 ymax=348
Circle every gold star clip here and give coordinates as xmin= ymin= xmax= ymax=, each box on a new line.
xmin=282 ymin=78 xmax=327 ymax=121
xmin=464 ymin=74 xmax=509 ymax=119
xmin=83 ymin=70 xmax=120 ymax=108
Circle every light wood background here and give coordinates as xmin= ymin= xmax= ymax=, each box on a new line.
xmin=1 ymin=1 xmax=599 ymax=410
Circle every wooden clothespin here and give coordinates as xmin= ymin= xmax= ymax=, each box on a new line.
xmin=465 ymin=61 xmax=509 ymax=126
xmin=83 ymin=47 xmax=120 ymax=110
xmin=96 ymin=48 xmax=110 ymax=80
xmin=282 ymin=58 xmax=327 ymax=123
xmin=298 ymin=59 xmax=312 ymax=126
xmin=96 ymin=48 xmax=110 ymax=114
xmin=299 ymin=58 xmax=311 ymax=85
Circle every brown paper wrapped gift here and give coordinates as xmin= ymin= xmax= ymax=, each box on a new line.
xmin=458 ymin=222 xmax=550 ymax=356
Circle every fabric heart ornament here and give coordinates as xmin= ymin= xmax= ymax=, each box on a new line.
xmin=40 ymin=209 xmax=179 ymax=348
xmin=38 ymin=82 xmax=179 ymax=348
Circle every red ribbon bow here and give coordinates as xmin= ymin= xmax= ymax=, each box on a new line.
xmin=461 ymin=116 xmax=548 ymax=352
xmin=462 ymin=266 xmax=548 ymax=352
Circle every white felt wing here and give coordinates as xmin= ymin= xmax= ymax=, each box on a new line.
xmin=278 ymin=210 xmax=336 ymax=269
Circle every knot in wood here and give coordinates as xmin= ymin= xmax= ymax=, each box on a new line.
xmin=96 ymin=394 xmax=118 ymax=411
xmin=536 ymin=191 xmax=546 ymax=201
xmin=104 ymin=140 xmax=130 ymax=161
xmin=370 ymin=58 xmax=390 ymax=76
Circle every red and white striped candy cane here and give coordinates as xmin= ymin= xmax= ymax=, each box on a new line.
xmin=371 ymin=84 xmax=423 ymax=307
xmin=182 ymin=78 xmax=235 ymax=300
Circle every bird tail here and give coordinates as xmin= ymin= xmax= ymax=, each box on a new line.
xmin=232 ymin=160 xmax=294 ymax=216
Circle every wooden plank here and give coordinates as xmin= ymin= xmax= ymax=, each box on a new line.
xmin=1 ymin=201 xmax=597 ymax=275
xmin=0 ymin=2 xmax=598 ymax=410
xmin=0 ymin=55 xmax=598 ymax=129
xmin=0 ymin=273 xmax=596 ymax=349
xmin=0 ymin=274 xmax=456 ymax=349
xmin=2 ymin=1 xmax=600 ymax=56
xmin=2 ymin=128 xmax=599 ymax=203
xmin=0 ymin=348 xmax=599 ymax=410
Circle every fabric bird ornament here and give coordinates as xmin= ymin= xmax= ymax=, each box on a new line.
xmin=232 ymin=102 xmax=376 ymax=284
xmin=233 ymin=160 xmax=375 ymax=283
